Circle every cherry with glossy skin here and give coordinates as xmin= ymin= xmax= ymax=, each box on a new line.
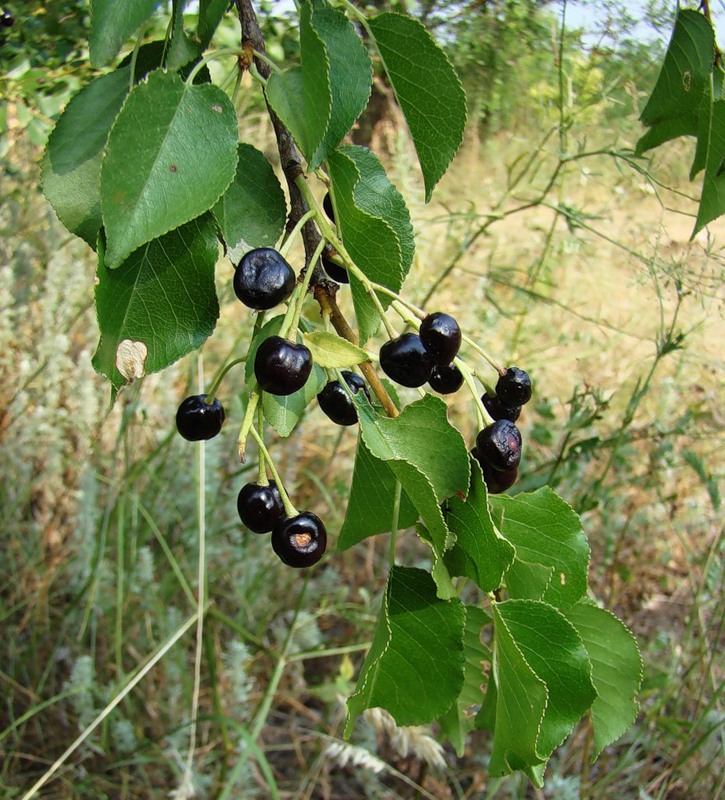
xmin=496 ymin=367 xmax=532 ymax=406
xmin=472 ymin=449 xmax=518 ymax=494
xmin=428 ymin=363 xmax=463 ymax=394
xmin=237 ymin=480 xmax=285 ymax=533
xmin=482 ymin=392 xmax=521 ymax=422
xmin=419 ymin=312 xmax=462 ymax=365
xmin=475 ymin=419 xmax=522 ymax=472
xmin=176 ymin=394 xmax=225 ymax=441
xmin=1 ymin=10 xmax=13 ymax=26
xmin=234 ymin=248 xmax=295 ymax=310
xmin=317 ymin=371 xmax=370 ymax=426
xmin=254 ymin=335 xmax=313 ymax=396
xmin=272 ymin=512 xmax=327 ymax=568
xmin=380 ymin=333 xmax=433 ymax=388
xmin=322 ymin=256 xmax=349 ymax=284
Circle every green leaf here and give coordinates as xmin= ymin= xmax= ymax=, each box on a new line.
xmin=265 ymin=1 xmax=331 ymax=168
xmin=167 ymin=0 xmax=201 ymax=71
xmin=197 ymin=0 xmax=230 ymax=51
xmin=503 ymin=558 xmax=555 ymax=602
xmin=495 ymin=600 xmax=596 ymax=777
xmin=694 ymin=98 xmax=725 ymax=233
xmin=213 ymin=143 xmax=287 ymax=263
xmin=301 ymin=331 xmax=368 ymax=369
xmin=486 ymin=600 xmax=596 ymax=783
xmin=338 ymin=436 xmax=419 ymax=551
xmin=309 ymin=4 xmax=372 ymax=164
xmin=445 ymin=460 xmax=515 ymax=592
xmin=90 ymin=0 xmax=161 ymax=67
xmin=480 ymin=603 xmax=548 ymax=780
xmin=346 ymin=566 xmax=465 ymax=733
xmin=565 ymin=600 xmax=642 ymax=759
xmin=42 ymin=68 xmax=130 ymax=247
xmin=492 ymin=487 xmax=590 ymax=610
xmin=635 ymin=10 xmax=725 ymax=234
xmin=367 ymin=12 xmax=466 ymax=201
xmin=356 ymin=394 xmax=469 ymax=595
xmin=358 ymin=394 xmax=470 ymax=502
xmin=101 ymin=69 xmax=238 ymax=269
xmin=637 ymin=10 xmax=715 ymax=156
xmin=327 ymin=146 xmax=410 ymax=343
xmin=341 ymin=145 xmax=415 ymax=278
xmin=437 ymin=605 xmax=491 ymax=755
xmin=92 ymin=215 xmax=219 ymax=395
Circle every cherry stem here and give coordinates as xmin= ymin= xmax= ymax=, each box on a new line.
xmin=386 ymin=290 xmax=504 ymax=374
xmin=256 ymin=405 xmax=268 ymax=486
xmin=184 ymin=48 xmax=241 ymax=86
xmin=249 ymin=424 xmax=298 ymax=517
xmin=251 ymin=48 xmax=283 ymax=75
xmin=390 ymin=481 xmax=401 ymax=567
xmin=457 ymin=360 xmax=492 ymax=429
xmin=237 ymin=392 xmax=260 ymax=461
xmin=279 ymin=209 xmax=317 ymax=260
xmin=288 ymin=236 xmax=327 ymax=335
xmin=204 ymin=357 xmax=246 ymax=404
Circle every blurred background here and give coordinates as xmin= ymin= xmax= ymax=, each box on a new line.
xmin=1 ymin=1 xmax=723 ymax=797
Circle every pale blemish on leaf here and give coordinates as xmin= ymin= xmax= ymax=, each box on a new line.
xmin=115 ymin=339 xmax=148 ymax=382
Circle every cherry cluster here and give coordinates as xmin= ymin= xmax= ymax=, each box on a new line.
xmin=378 ymin=312 xmax=531 ymax=494
xmin=174 ymin=236 xmax=533 ymax=568
xmin=380 ymin=313 xmax=463 ymax=394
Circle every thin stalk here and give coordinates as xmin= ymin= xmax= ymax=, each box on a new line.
xmin=249 ymin=575 xmax=310 ymax=740
xmin=184 ymin=48 xmax=241 ymax=86
xmin=256 ymin=404 xmax=268 ymax=486
xmin=115 ymin=493 xmax=126 ymax=675
xmin=279 ymin=209 xmax=317 ymax=260
xmin=390 ymin=481 xmax=402 ymax=566
xmin=249 ymin=425 xmax=298 ymax=517
xmin=237 ymin=392 xmax=260 ymax=461
xmin=285 ymin=237 xmax=327 ymax=337
xmin=205 ymin=357 xmax=246 ymax=404
xmin=19 ymin=612 xmax=200 ymax=800
xmin=251 ymin=48 xmax=283 ymax=75
xmin=181 ymin=355 xmax=209 ymax=789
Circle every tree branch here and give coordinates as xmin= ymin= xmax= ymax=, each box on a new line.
xmin=234 ymin=0 xmax=398 ymax=419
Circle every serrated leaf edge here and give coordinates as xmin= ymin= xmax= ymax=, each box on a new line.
xmin=101 ymin=70 xmax=238 ymax=269
xmin=368 ymin=11 xmax=467 ymax=201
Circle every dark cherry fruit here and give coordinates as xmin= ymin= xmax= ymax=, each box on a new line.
xmin=472 ymin=449 xmax=518 ymax=494
xmin=482 ymin=392 xmax=521 ymax=422
xmin=176 ymin=394 xmax=225 ymax=441
xmin=272 ymin=512 xmax=327 ymax=568
xmin=234 ymin=248 xmax=295 ymax=310
xmin=254 ymin=335 xmax=313 ymax=396
xmin=317 ymin=371 xmax=370 ymax=426
xmin=237 ymin=480 xmax=285 ymax=533
xmin=1 ymin=11 xmax=13 ymax=26
xmin=475 ymin=419 xmax=522 ymax=472
xmin=496 ymin=367 xmax=532 ymax=406
xmin=428 ymin=363 xmax=463 ymax=394
xmin=419 ymin=312 xmax=462 ymax=365
xmin=322 ymin=192 xmax=335 ymax=223
xmin=379 ymin=333 xmax=433 ymax=388
xmin=322 ymin=256 xmax=349 ymax=284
